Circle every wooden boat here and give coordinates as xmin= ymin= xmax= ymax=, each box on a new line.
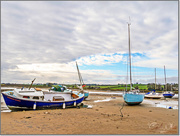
xmin=163 ymin=65 xmax=175 ymax=98
xmin=123 ymin=19 xmax=144 ymax=105
xmin=2 ymin=83 xmax=84 ymax=110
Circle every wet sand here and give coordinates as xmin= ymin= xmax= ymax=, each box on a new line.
xmin=1 ymin=94 xmax=178 ymax=135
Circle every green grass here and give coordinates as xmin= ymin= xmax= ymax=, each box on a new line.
xmin=2 ymin=84 xmax=178 ymax=93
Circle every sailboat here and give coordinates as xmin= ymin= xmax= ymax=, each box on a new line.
xmin=123 ymin=20 xmax=144 ymax=105
xmin=76 ymin=61 xmax=89 ymax=99
xmin=145 ymin=68 xmax=163 ymax=99
xmin=163 ymin=65 xmax=175 ymax=98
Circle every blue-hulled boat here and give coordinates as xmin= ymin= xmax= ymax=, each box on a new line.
xmin=162 ymin=66 xmax=175 ymax=98
xmin=163 ymin=91 xmax=175 ymax=98
xmin=123 ymin=20 xmax=144 ymax=105
xmin=2 ymin=88 xmax=84 ymax=111
xmin=123 ymin=92 xmax=144 ymax=105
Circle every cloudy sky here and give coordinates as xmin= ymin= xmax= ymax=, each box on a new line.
xmin=1 ymin=1 xmax=178 ymax=84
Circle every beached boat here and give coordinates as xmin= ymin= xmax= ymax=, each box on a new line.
xmin=76 ymin=61 xmax=89 ymax=99
xmin=163 ymin=91 xmax=175 ymax=98
xmin=144 ymin=68 xmax=163 ymax=99
xmin=163 ymin=66 xmax=175 ymax=98
xmin=123 ymin=20 xmax=144 ymax=105
xmin=2 ymin=87 xmax=84 ymax=110
xmin=144 ymin=90 xmax=163 ymax=99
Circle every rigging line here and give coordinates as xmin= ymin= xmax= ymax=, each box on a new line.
xmin=164 ymin=65 xmax=167 ymax=91
xmin=126 ymin=55 xmax=128 ymax=92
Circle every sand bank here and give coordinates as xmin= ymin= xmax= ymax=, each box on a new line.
xmin=1 ymin=94 xmax=178 ymax=135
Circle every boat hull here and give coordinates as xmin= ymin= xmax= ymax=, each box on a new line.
xmin=123 ymin=93 xmax=144 ymax=105
xmin=144 ymin=96 xmax=162 ymax=99
xmin=2 ymin=92 xmax=84 ymax=110
xmin=84 ymin=91 xmax=89 ymax=99
xmin=163 ymin=93 xmax=175 ymax=98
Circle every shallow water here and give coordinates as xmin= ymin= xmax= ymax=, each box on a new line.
xmin=143 ymin=99 xmax=178 ymax=109
xmin=94 ymin=98 xmax=112 ymax=103
xmin=89 ymin=91 xmax=123 ymax=96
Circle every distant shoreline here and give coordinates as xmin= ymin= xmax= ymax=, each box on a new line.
xmin=1 ymin=84 xmax=178 ymax=94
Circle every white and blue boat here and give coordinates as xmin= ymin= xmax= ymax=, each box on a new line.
xmin=2 ymin=87 xmax=84 ymax=111
xmin=162 ymin=65 xmax=175 ymax=98
xmin=145 ymin=90 xmax=163 ymax=99
xmin=163 ymin=91 xmax=175 ymax=98
xmin=123 ymin=20 xmax=144 ymax=105
xmin=144 ymin=69 xmax=163 ymax=99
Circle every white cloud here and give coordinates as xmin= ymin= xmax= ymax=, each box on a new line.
xmin=1 ymin=1 xmax=178 ymax=84
xmin=77 ymin=53 xmax=123 ymax=66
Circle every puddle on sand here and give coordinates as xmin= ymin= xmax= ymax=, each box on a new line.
xmin=144 ymin=99 xmax=178 ymax=110
xmin=155 ymin=104 xmax=178 ymax=109
xmin=94 ymin=98 xmax=112 ymax=103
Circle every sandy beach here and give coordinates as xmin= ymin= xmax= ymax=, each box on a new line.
xmin=1 ymin=90 xmax=178 ymax=135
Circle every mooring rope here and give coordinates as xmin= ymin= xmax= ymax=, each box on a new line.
xmin=120 ymin=102 xmax=125 ymax=118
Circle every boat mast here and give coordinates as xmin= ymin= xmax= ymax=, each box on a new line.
xmin=164 ymin=65 xmax=167 ymax=91
xmin=29 ymin=78 xmax=36 ymax=90
xmin=155 ymin=68 xmax=156 ymax=90
xmin=126 ymin=55 xmax=128 ymax=92
xmin=76 ymin=61 xmax=83 ymax=90
xmin=128 ymin=21 xmax=132 ymax=91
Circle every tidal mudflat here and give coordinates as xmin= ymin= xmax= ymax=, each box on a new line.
xmin=1 ymin=91 xmax=178 ymax=135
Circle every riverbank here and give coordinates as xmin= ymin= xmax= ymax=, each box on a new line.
xmin=1 ymin=94 xmax=178 ymax=135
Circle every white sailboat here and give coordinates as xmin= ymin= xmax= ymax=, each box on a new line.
xmin=76 ymin=61 xmax=89 ymax=99
xmin=123 ymin=20 xmax=144 ymax=105
xmin=145 ymin=68 xmax=163 ymax=99
xmin=163 ymin=65 xmax=175 ymax=98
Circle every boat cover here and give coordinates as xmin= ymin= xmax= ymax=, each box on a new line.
xmin=51 ymin=85 xmax=64 ymax=92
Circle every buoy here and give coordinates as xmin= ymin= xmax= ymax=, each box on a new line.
xmin=63 ymin=103 xmax=66 ymax=109
xmin=74 ymin=101 xmax=76 ymax=107
xmin=33 ymin=102 xmax=36 ymax=110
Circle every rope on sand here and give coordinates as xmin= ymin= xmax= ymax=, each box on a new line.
xmin=120 ymin=102 xmax=125 ymax=119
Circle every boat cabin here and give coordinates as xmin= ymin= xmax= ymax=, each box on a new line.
xmin=13 ymin=88 xmax=44 ymax=101
xmin=43 ymin=91 xmax=79 ymax=102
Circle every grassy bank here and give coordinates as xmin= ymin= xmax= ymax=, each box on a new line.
xmin=1 ymin=84 xmax=178 ymax=94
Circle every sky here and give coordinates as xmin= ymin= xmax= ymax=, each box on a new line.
xmin=1 ymin=1 xmax=178 ymax=85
